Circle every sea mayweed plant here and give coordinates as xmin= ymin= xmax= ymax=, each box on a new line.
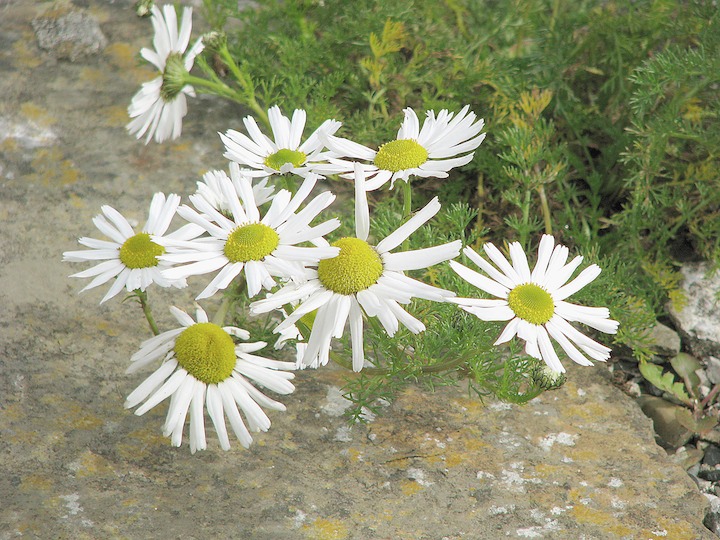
xmin=63 ymin=3 xmax=620 ymax=452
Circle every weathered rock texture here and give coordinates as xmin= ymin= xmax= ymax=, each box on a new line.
xmin=0 ymin=1 xmax=714 ymax=538
xmin=668 ymin=262 xmax=720 ymax=359
xmin=32 ymin=9 xmax=108 ymax=61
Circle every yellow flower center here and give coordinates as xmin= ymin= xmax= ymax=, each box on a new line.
xmin=373 ymin=139 xmax=429 ymax=172
xmin=174 ymin=323 xmax=236 ymax=384
xmin=507 ymin=283 xmax=555 ymax=325
xmin=119 ymin=233 xmax=165 ymax=269
xmin=224 ymin=223 xmax=279 ymax=263
xmin=264 ymin=148 xmax=307 ymax=172
xmin=160 ymin=52 xmax=188 ymax=102
xmin=317 ymin=237 xmax=383 ymax=295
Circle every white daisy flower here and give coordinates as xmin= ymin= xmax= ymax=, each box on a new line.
xmin=251 ymin=163 xmax=461 ymax=371
xmin=127 ymin=5 xmax=205 ymax=144
xmin=220 ymin=105 xmax=342 ymax=178
xmin=125 ymin=305 xmax=295 ymax=453
xmin=196 ymin=167 xmax=274 ymax=215
xmin=160 ymin=164 xmax=340 ymax=300
xmin=319 ymin=105 xmax=486 ymax=191
xmin=449 ymin=235 xmax=619 ymax=373
xmin=63 ymin=193 xmax=197 ymax=304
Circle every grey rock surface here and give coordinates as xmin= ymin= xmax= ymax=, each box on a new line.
xmin=32 ymin=9 xmax=108 ymax=61
xmin=0 ymin=1 xmax=715 ymax=538
xmin=648 ymin=321 xmax=682 ymax=359
xmin=668 ymin=262 xmax=720 ymax=359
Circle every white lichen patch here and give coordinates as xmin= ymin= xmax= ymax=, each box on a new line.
xmin=538 ymin=432 xmax=577 ymax=451
xmin=489 ymin=401 xmax=513 ymax=411
xmin=60 ymin=494 xmax=83 ymax=517
xmin=320 ymin=386 xmax=352 ymax=417
xmin=334 ymin=426 xmax=353 ymax=442
xmin=476 ymin=471 xmax=496 ymax=480
xmin=293 ymin=509 xmax=307 ymax=528
xmin=489 ymin=504 xmax=515 ymax=515
xmin=516 ymin=519 xmax=561 ymax=538
xmin=608 ymin=477 xmax=623 ymax=488
xmin=0 ymin=117 xmax=57 ymax=148
xmin=501 ymin=463 xmax=542 ymax=493
xmin=407 ymin=468 xmax=434 ymax=487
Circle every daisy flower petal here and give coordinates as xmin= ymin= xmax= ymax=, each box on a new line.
xmin=161 ymin=173 xmax=338 ymax=300
xmin=451 ymin=236 xmax=618 ymax=372
xmin=252 ymin=167 xmax=458 ymax=370
xmin=125 ymin=306 xmax=295 ymax=452
xmin=222 ymin=105 xmax=342 ymax=178
xmin=324 ymin=106 xmax=485 ymax=191
xmin=127 ymin=5 xmax=204 ymax=144
xmin=64 ymin=193 xmax=187 ymax=303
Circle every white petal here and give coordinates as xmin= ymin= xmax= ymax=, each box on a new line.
xmin=508 ymin=242 xmax=532 ymax=283
xmin=376 ymin=197 xmax=441 ymax=254
xmin=349 ymin=300 xmax=365 ymax=372
xmin=206 ymin=385 xmax=230 ymax=450
xmin=383 ymin=241 xmax=460 ymax=271
xmin=354 ymin=163 xmax=370 ymax=241
xmin=553 ymin=264 xmax=601 ymax=300
xmin=135 ymin=368 xmax=188 ymax=416
xmin=483 ymin=242 xmax=522 ymax=284
xmin=536 ymin=325 xmax=566 ymax=373
xmin=449 ymin=260 xmax=509 ymax=299
xmin=530 ymin=235 xmax=555 ymax=283
xmin=493 ymin=317 xmax=520 ymax=345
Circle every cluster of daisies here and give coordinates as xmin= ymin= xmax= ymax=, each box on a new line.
xmin=63 ymin=4 xmax=619 ymax=453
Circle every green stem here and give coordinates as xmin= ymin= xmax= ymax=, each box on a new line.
xmin=401 ymin=178 xmax=413 ymax=219
xmin=212 ymin=275 xmax=247 ymax=327
xmin=186 ymin=57 xmax=269 ymax=130
xmin=520 ymin=188 xmax=532 ymax=247
xmin=401 ymin=178 xmax=413 ymax=251
xmin=216 ymin=45 xmax=270 ymax=129
xmin=136 ymin=290 xmax=160 ymax=336
xmin=537 ymin=184 xmax=553 ymax=235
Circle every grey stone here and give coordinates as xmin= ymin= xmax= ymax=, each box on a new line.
xmin=707 ymin=356 xmax=720 ymax=385
xmin=705 ymin=494 xmax=720 ymax=536
xmin=648 ymin=321 xmax=682 ymax=357
xmin=32 ymin=9 xmax=108 ymax=61
xmin=0 ymin=2 xmax=715 ymax=538
xmin=699 ymin=468 xmax=720 ymax=482
xmin=668 ymin=262 xmax=720 ymax=358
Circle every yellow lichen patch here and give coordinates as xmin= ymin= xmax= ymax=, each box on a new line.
xmin=444 ymin=451 xmax=465 ymax=468
xmin=101 ymin=105 xmax=131 ymax=127
xmin=96 ymin=320 xmax=120 ymax=337
xmin=105 ymin=42 xmax=148 ymax=80
xmin=68 ymin=193 xmax=85 ymax=209
xmin=79 ymin=67 xmax=108 ymax=84
xmin=564 ymin=402 xmax=607 ymax=421
xmin=0 ymin=137 xmax=19 ymax=152
xmin=75 ymin=451 xmax=116 ymax=478
xmin=303 ymin=518 xmax=349 ymax=540
xmin=345 ymin=448 xmax=363 ymax=463
xmin=116 ymin=428 xmax=169 ymax=460
xmin=12 ymin=34 xmax=42 ymax=69
xmin=171 ymin=141 xmax=193 ymax=154
xmin=27 ymin=147 xmax=81 ymax=185
xmin=641 ymin=517 xmax=697 ymax=540
xmin=533 ymin=463 xmax=561 ymax=478
xmin=20 ymin=102 xmax=56 ymax=126
xmin=399 ymin=480 xmax=424 ymax=496
xmin=20 ymin=474 xmax=53 ymax=493
xmin=571 ymin=504 xmax=633 ymax=536
xmin=55 ymin=403 xmax=104 ymax=431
